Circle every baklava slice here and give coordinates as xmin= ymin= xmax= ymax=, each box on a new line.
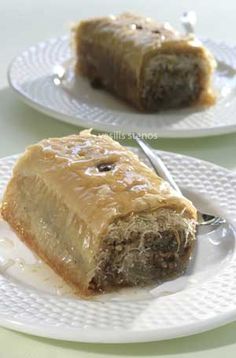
xmin=73 ymin=13 xmax=216 ymax=111
xmin=1 ymin=131 xmax=197 ymax=297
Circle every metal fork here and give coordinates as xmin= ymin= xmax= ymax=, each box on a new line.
xmin=181 ymin=11 xmax=197 ymax=35
xmin=133 ymin=134 xmax=226 ymax=230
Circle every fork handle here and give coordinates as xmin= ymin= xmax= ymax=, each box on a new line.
xmin=134 ymin=134 xmax=182 ymax=196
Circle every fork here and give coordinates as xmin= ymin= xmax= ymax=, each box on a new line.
xmin=133 ymin=133 xmax=226 ymax=230
xmin=181 ymin=11 xmax=197 ymax=35
xmin=181 ymin=10 xmax=236 ymax=75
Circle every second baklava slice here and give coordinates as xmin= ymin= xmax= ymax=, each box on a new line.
xmin=73 ymin=13 xmax=216 ymax=111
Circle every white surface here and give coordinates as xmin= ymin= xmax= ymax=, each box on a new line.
xmin=0 ymin=151 xmax=236 ymax=343
xmin=8 ymin=36 xmax=236 ymax=137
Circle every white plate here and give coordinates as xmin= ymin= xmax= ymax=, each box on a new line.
xmin=8 ymin=36 xmax=236 ymax=138
xmin=0 ymin=151 xmax=236 ymax=343
xmin=0 ymin=152 xmax=236 ymax=343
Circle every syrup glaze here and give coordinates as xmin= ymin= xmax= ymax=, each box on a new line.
xmin=15 ymin=130 xmax=196 ymax=237
xmin=75 ymin=12 xmax=207 ymax=74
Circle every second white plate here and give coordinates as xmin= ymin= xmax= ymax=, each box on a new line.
xmin=8 ymin=36 xmax=236 ymax=137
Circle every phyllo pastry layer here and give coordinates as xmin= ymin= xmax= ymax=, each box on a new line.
xmin=73 ymin=13 xmax=216 ymax=111
xmin=1 ymin=131 xmax=197 ymax=296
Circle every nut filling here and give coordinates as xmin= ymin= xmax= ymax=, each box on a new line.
xmin=141 ymin=54 xmax=210 ymax=110
xmin=89 ymin=209 xmax=196 ymax=291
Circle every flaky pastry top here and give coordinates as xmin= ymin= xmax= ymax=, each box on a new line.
xmin=14 ymin=130 xmax=197 ymax=236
